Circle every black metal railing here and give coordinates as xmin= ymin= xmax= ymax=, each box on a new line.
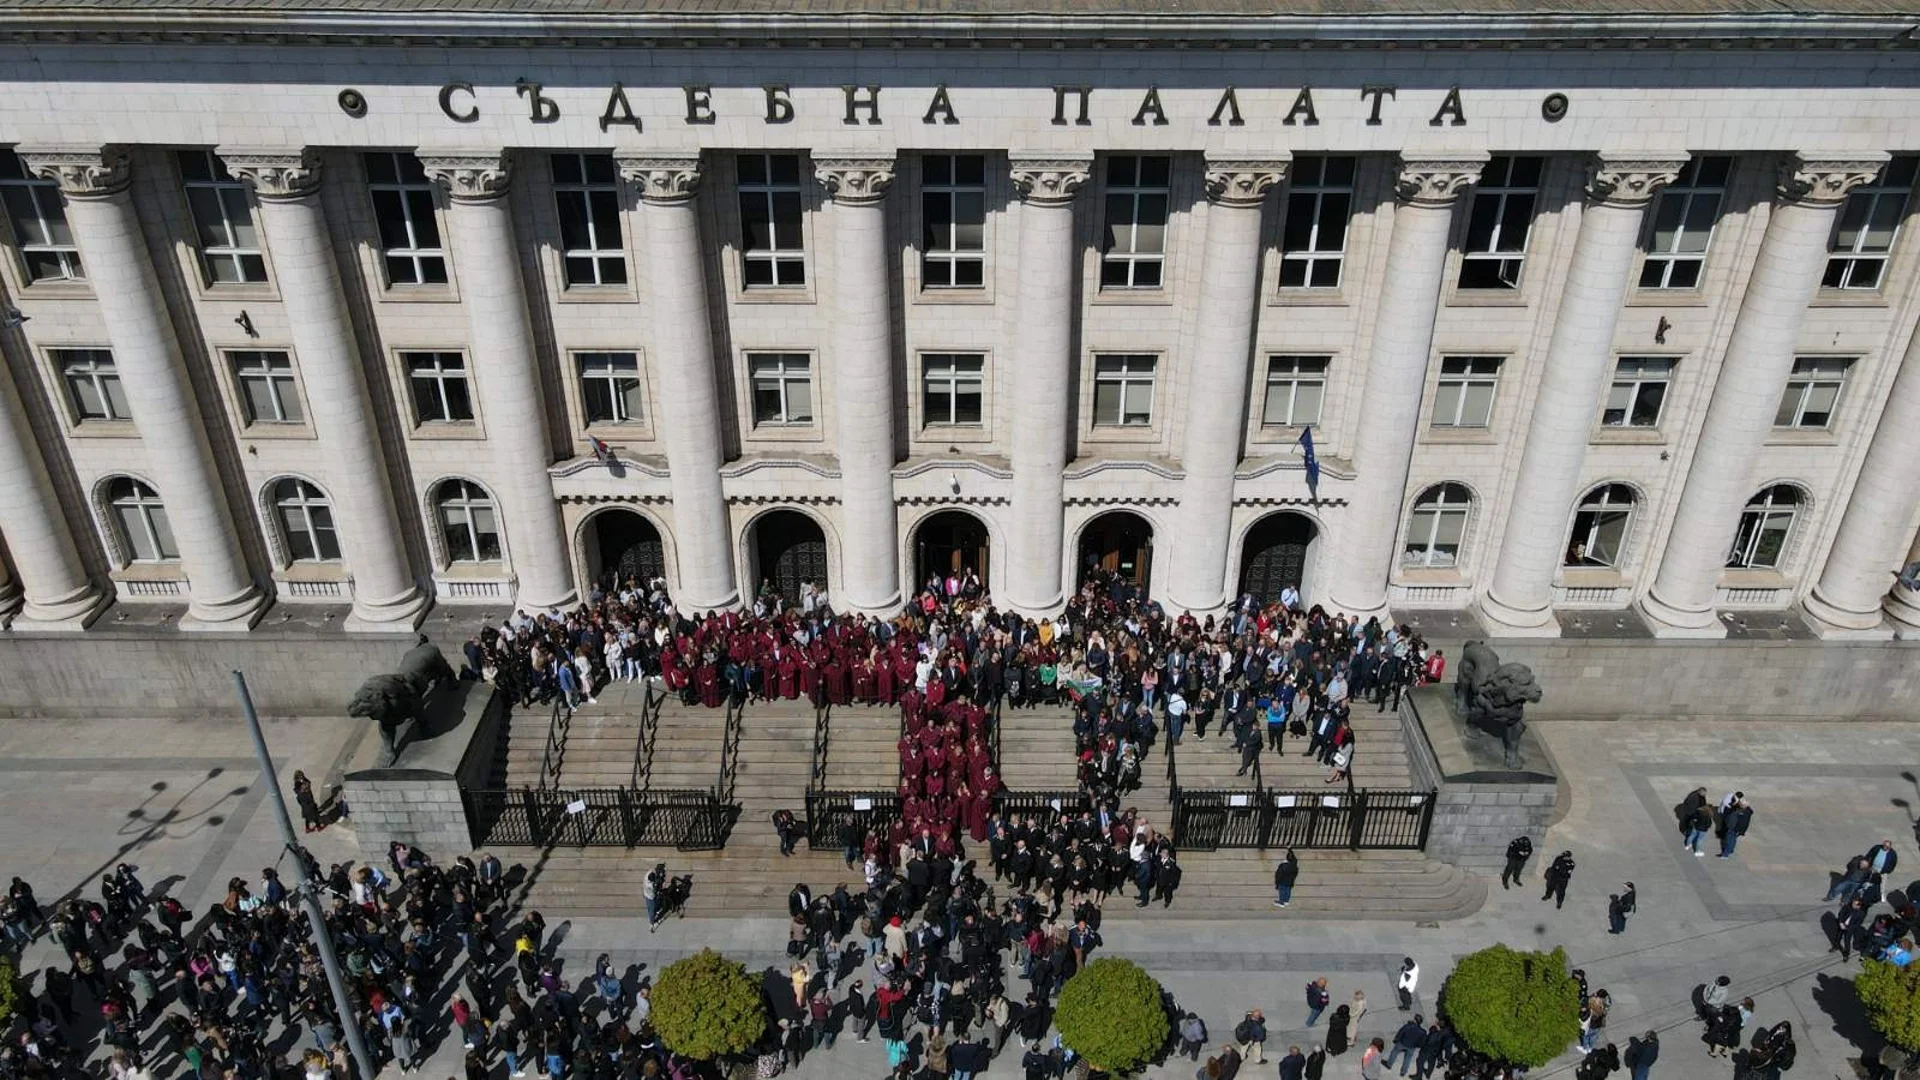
xmin=536 ymin=697 xmax=571 ymax=792
xmin=716 ymin=695 xmax=746 ymax=804
xmin=1171 ymin=786 xmax=1436 ymax=853
xmin=994 ymin=789 xmax=1091 ymax=829
xmin=808 ymin=701 xmax=833 ymax=790
xmin=803 ymin=789 xmax=902 ymax=846
xmin=466 ymin=786 xmax=733 ymax=850
xmin=632 ymin=682 xmax=665 ymax=790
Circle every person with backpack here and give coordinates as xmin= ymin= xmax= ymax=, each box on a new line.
xmin=1233 ymin=1009 xmax=1267 ymax=1064
xmin=1178 ymin=1012 xmax=1208 ymax=1061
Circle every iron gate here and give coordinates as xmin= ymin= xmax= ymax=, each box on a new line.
xmin=1173 ymin=787 xmax=1435 ymax=852
xmin=803 ymin=790 xmax=902 ymax=846
xmin=465 ymin=787 xmax=734 ymax=850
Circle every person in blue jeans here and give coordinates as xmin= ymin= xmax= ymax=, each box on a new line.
xmin=1717 ymin=800 xmax=1753 ymax=859
xmin=1624 ymin=1031 xmax=1659 ymax=1080
xmin=1682 ymin=804 xmax=1713 ymax=857
xmin=1274 ymin=848 xmax=1299 ymax=908
xmin=1304 ymin=976 xmax=1330 ymax=1027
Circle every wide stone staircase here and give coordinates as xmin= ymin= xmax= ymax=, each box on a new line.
xmin=489 ymin=688 xmax=1483 ymax=922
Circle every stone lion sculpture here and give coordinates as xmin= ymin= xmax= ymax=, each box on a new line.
xmin=348 ymin=636 xmax=457 ymax=766
xmin=1452 ymin=640 xmax=1543 ymax=769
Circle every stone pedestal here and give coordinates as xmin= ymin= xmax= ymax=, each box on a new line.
xmin=342 ymin=679 xmax=502 ymax=866
xmin=1404 ymin=686 xmax=1560 ymax=872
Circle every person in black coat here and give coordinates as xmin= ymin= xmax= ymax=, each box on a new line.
xmin=1608 ymin=882 xmax=1635 ymax=935
xmin=1501 ymin=836 xmax=1533 ymax=890
xmin=1624 ymin=1031 xmax=1659 ymax=1080
xmin=1274 ymin=849 xmax=1300 ymax=908
xmin=1325 ymin=1005 xmax=1351 ymax=1054
xmin=1303 ymin=1044 xmax=1327 ymax=1079
xmin=1543 ymin=851 xmax=1576 ymax=909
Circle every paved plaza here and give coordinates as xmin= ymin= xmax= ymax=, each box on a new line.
xmin=0 ymin=710 xmax=1913 ymax=1078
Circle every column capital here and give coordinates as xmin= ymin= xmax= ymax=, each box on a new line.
xmin=16 ymin=145 xmax=130 ymax=198
xmin=615 ymin=152 xmax=703 ymax=205
xmin=1203 ymin=155 xmax=1290 ymax=208
xmin=418 ymin=149 xmax=512 ymax=203
xmin=813 ymin=154 xmax=896 ymax=205
xmin=1008 ymin=151 xmax=1094 ymax=208
xmin=218 ymin=147 xmax=321 ymax=201
xmin=1778 ymin=151 xmax=1890 ymax=206
xmin=1587 ymin=153 xmax=1690 ymax=208
xmin=1393 ymin=152 xmax=1489 ymax=208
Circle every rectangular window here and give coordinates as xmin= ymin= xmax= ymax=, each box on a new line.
xmin=1100 ymin=155 xmax=1170 ymax=289
xmin=738 ymin=154 xmax=806 ymax=287
xmin=577 ymin=351 xmax=643 ymax=424
xmin=921 ymin=155 xmax=986 ymax=288
xmin=1774 ymin=356 xmax=1852 ymax=429
xmin=1279 ymin=156 xmax=1355 ymax=289
xmin=749 ymin=353 xmax=814 ymax=425
xmin=922 ymin=353 xmax=985 ymax=425
xmin=0 ymin=151 xmax=83 ymax=283
xmin=1602 ymin=357 xmax=1674 ymax=428
xmin=1639 ymin=156 xmax=1731 ymax=290
xmin=178 ymin=150 xmax=267 ymax=285
xmin=1092 ymin=354 xmax=1157 ymax=427
xmin=1261 ymin=355 xmax=1329 ymax=427
xmin=1459 ymin=156 xmax=1543 ymax=290
xmin=1824 ymin=155 xmax=1918 ymax=290
xmin=230 ymin=350 xmax=302 ymax=424
xmin=364 ymin=152 xmax=447 ymax=286
xmin=53 ymin=348 xmax=129 ymax=421
xmin=552 ymin=153 xmax=627 ymax=287
xmin=1432 ymin=357 xmax=1502 ymax=428
xmin=403 ymin=351 xmax=474 ymax=423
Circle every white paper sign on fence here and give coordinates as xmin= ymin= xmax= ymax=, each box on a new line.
xmin=852 ymin=798 xmax=873 ymax=811
xmin=565 ymin=800 xmax=587 ymax=815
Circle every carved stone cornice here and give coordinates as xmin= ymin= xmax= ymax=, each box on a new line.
xmin=219 ymin=147 xmax=321 ymax=201
xmin=1777 ymin=151 xmax=1891 ymax=206
xmin=17 ymin=145 xmax=130 ymax=198
xmin=1587 ymin=153 xmax=1689 ymax=208
xmin=812 ymin=155 xmax=896 ymax=205
xmin=1393 ymin=153 xmax=1489 ymax=208
xmin=614 ymin=152 xmax=703 ymax=205
xmin=1203 ymin=155 xmax=1290 ymax=208
xmin=1008 ymin=152 xmax=1094 ymax=208
xmin=418 ymin=150 xmax=512 ymax=202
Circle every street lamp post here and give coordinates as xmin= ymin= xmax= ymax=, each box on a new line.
xmin=231 ymin=670 xmax=378 ymax=1080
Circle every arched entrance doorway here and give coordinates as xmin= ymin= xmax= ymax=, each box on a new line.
xmin=1078 ymin=511 xmax=1154 ymax=599
xmin=1238 ymin=511 xmax=1319 ymax=606
xmin=913 ymin=510 xmax=990 ymax=595
xmin=752 ymin=509 xmax=829 ymax=604
xmin=585 ymin=508 xmax=666 ymax=592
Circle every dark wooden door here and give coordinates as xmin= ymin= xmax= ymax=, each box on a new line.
xmin=1239 ymin=514 xmax=1315 ymax=604
xmin=757 ymin=511 xmax=828 ymax=603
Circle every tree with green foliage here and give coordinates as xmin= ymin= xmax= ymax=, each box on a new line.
xmin=1857 ymin=958 xmax=1920 ymax=1053
xmin=649 ymin=949 xmax=767 ymax=1061
xmin=0 ymin=959 xmax=18 ymax=1028
xmin=1439 ymin=945 xmax=1583 ymax=1068
xmin=1055 ymin=957 xmax=1171 ymax=1075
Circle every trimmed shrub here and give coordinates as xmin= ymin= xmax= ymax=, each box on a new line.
xmin=1857 ymin=959 xmax=1920 ymax=1053
xmin=650 ymin=949 xmax=766 ymax=1061
xmin=1439 ymin=945 xmax=1582 ymax=1068
xmin=1055 ymin=957 xmax=1170 ymax=1075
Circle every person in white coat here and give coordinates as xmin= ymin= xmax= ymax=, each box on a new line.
xmin=1396 ymin=957 xmax=1420 ymax=1011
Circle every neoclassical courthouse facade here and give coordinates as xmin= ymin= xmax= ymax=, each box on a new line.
xmin=2 ymin=0 xmax=1920 ymax=638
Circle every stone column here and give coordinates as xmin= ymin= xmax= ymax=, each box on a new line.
xmin=1479 ymin=154 xmax=1688 ymax=636
xmin=814 ymin=156 xmax=902 ymax=614
xmin=0 ymin=333 xmax=108 ymax=629
xmin=1803 ymin=317 xmax=1920 ymax=635
xmin=420 ymin=151 xmax=577 ymax=612
xmin=1167 ymin=156 xmax=1290 ymax=615
xmin=221 ymin=148 xmax=428 ymax=632
xmin=1639 ymin=153 xmax=1887 ymax=635
xmin=1885 ymin=532 xmax=1920 ymax=633
xmin=615 ymin=154 xmax=739 ymax=611
xmin=1324 ymin=154 xmax=1488 ymax=620
xmin=21 ymin=146 xmax=266 ymax=630
xmin=1005 ymin=153 xmax=1093 ymax=616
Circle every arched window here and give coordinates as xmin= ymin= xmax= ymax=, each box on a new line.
xmin=107 ymin=478 xmax=177 ymax=562
xmin=1727 ymin=485 xmax=1801 ymax=569
xmin=1403 ymin=483 xmax=1472 ymax=568
xmin=1565 ymin=484 xmax=1637 ymax=568
xmin=436 ymin=479 xmax=501 ymax=564
xmin=273 ymin=479 xmax=340 ymax=562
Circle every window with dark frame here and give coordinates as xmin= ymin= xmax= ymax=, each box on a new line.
xmin=1727 ymin=484 xmax=1800 ymax=569
xmin=108 ymin=477 xmax=178 ymax=562
xmin=1403 ymin=483 xmax=1472 ymax=568
xmin=1432 ymin=357 xmax=1502 ymax=428
xmin=922 ymin=353 xmax=985 ymax=425
xmin=1824 ymin=156 xmax=1917 ymax=290
xmin=231 ymin=350 xmax=303 ymax=424
xmin=1565 ymin=483 xmax=1636 ymax=568
xmin=1279 ymin=156 xmax=1354 ymax=289
xmin=1100 ymin=156 xmax=1170 ymax=289
xmin=1774 ymin=357 xmax=1852 ymax=429
xmin=921 ymin=154 xmax=986 ymax=288
xmin=273 ymin=478 xmax=341 ymax=562
xmin=1602 ymin=357 xmax=1674 ymax=428
xmin=1262 ymin=355 xmax=1329 ymax=427
xmin=178 ymin=150 xmax=267 ymax=286
xmin=749 ymin=353 xmax=814 ymax=425
xmin=1638 ymin=156 xmax=1730 ymax=290
xmin=552 ymin=153 xmax=627 ymax=287
xmin=738 ymin=154 xmax=806 ymax=287
xmin=1459 ymin=155 xmax=1542 ymax=289
xmin=1092 ymin=354 xmax=1157 ymax=426
xmin=436 ymin=479 xmax=501 ymax=563
xmin=364 ymin=152 xmax=447 ymax=286
xmin=577 ymin=351 xmax=643 ymax=425
xmin=403 ymin=351 xmax=474 ymax=423
xmin=54 ymin=348 xmax=130 ymax=422
xmin=0 ymin=151 xmax=83 ymax=283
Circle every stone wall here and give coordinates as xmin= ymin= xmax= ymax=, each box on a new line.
xmin=1426 ymin=782 xmax=1559 ymax=872
xmin=0 ymin=628 xmax=467 ymax=718
xmin=1430 ymin=636 xmax=1920 ymax=721
xmin=342 ymin=774 xmax=471 ymax=867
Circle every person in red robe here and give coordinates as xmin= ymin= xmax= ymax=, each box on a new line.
xmin=852 ymin=659 xmax=875 ymax=704
xmin=695 ymin=662 xmax=723 ymax=708
xmin=875 ymin=655 xmax=896 ymax=705
xmin=777 ymin=653 xmax=799 ymax=700
xmin=824 ymin=660 xmax=848 ymax=706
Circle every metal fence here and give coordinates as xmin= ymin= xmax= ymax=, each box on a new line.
xmin=1172 ymin=786 xmax=1436 ymax=852
xmin=994 ymin=790 xmax=1092 ymax=829
xmin=465 ymin=786 xmax=733 ymax=851
xmin=803 ymin=790 xmax=902 ymax=846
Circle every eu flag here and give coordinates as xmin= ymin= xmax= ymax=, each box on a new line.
xmin=1298 ymin=426 xmax=1320 ymax=500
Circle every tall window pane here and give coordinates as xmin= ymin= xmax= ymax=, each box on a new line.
xmin=54 ymin=348 xmax=130 ymax=422
xmin=178 ymin=151 xmax=267 ymax=285
xmin=364 ymin=152 xmax=447 ymax=286
xmin=1100 ymin=156 xmax=1170 ymax=289
xmin=1403 ymin=483 xmax=1471 ymax=568
xmin=921 ymin=154 xmax=986 ymax=288
xmin=1279 ymin=156 xmax=1354 ymax=289
xmin=0 ymin=151 xmax=83 ymax=282
xmin=1825 ymin=156 xmax=1917 ymax=290
xmin=1262 ymin=355 xmax=1328 ymax=427
xmin=552 ymin=153 xmax=627 ymax=287
xmin=1774 ymin=357 xmax=1852 ymax=429
xmin=403 ymin=351 xmax=473 ymax=423
xmin=922 ymin=353 xmax=985 ymax=425
xmin=1602 ymin=357 xmax=1674 ymax=428
xmin=1639 ymin=156 xmax=1730 ymax=290
xmin=1433 ymin=357 xmax=1502 ymax=428
xmin=230 ymin=350 xmax=302 ymax=424
xmin=577 ymin=351 xmax=643 ymax=424
xmin=739 ymin=154 xmax=807 ymax=287
xmin=1566 ymin=484 xmax=1636 ymax=568
xmin=1459 ymin=156 xmax=1541 ymax=289
xmin=1092 ymin=354 xmax=1157 ymax=426
xmin=748 ymin=353 xmax=814 ymax=425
